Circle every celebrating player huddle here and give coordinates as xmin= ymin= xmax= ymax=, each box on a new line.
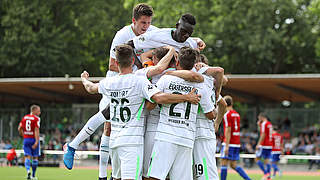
xmin=62 ymin=3 xmax=246 ymax=180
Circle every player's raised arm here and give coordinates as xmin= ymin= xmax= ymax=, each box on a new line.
xmin=165 ymin=70 xmax=204 ymax=82
xmin=204 ymin=66 xmax=224 ymax=100
xmin=81 ymin=71 xmax=99 ymax=94
xmin=146 ymin=46 xmax=176 ymax=78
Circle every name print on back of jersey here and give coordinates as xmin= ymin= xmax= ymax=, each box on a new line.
xmin=168 ymin=82 xmax=197 ymax=94
xmin=110 ymin=90 xmax=129 ymax=98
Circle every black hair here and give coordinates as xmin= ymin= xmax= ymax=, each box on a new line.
xmin=181 ymin=13 xmax=196 ymax=25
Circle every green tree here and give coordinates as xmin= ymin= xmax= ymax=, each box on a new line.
xmin=0 ymin=0 xmax=131 ymax=77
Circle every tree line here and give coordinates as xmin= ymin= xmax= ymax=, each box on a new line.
xmin=1 ymin=0 xmax=319 ymax=77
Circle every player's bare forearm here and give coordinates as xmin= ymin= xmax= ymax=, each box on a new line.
xmin=81 ymin=71 xmax=99 ymax=94
xmin=146 ymin=101 xmax=157 ymax=111
xmin=204 ymin=110 xmax=216 ymax=120
xmin=140 ymin=50 xmax=153 ymax=64
xmin=205 ymin=67 xmax=224 ymax=98
xmin=18 ymin=125 xmax=23 ymax=137
xmin=166 ymin=70 xmax=204 ymax=83
xmin=152 ymin=89 xmax=200 ymax=105
xmin=225 ymin=127 xmax=231 ymax=147
xmin=257 ymin=133 xmax=265 ymax=147
xmin=147 ymin=46 xmax=175 ymax=78
xmin=192 ymin=37 xmax=206 ymax=51
xmin=32 ymin=127 xmax=39 ymax=149
xmin=216 ymin=98 xmax=227 ymax=123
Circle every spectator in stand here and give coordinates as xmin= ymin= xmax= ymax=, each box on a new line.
xmin=282 ymin=117 xmax=291 ymax=131
xmin=0 ymin=140 xmax=5 ymax=149
xmin=4 ymin=140 xmax=13 ymax=150
xmin=308 ymin=146 xmax=320 ymax=170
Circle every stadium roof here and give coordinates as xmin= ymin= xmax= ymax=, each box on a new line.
xmin=1 ymin=74 xmax=320 ymax=104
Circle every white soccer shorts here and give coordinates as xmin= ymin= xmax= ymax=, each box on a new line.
xmin=143 ymin=131 xmax=156 ymax=177
xmin=110 ymin=145 xmax=143 ymax=180
xmin=148 ymin=140 xmax=193 ymax=180
xmin=193 ymin=138 xmax=219 ymax=180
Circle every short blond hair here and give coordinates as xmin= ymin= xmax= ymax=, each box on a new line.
xmin=30 ymin=104 xmax=40 ymax=112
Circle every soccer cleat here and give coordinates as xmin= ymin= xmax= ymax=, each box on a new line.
xmin=31 ymin=177 xmax=38 ymax=180
xmin=63 ymin=143 xmax=76 ymax=170
xmin=99 ymin=177 xmax=108 ymax=180
xmin=261 ymin=173 xmax=271 ymax=180
xmin=26 ymin=172 xmax=31 ymax=180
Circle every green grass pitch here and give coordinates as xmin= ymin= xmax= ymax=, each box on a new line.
xmin=0 ymin=167 xmax=318 ymax=180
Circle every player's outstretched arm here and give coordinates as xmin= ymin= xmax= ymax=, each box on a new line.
xmin=81 ymin=71 xmax=99 ymax=94
xmin=165 ymin=70 xmax=204 ymax=83
xmin=147 ymin=46 xmax=176 ymax=78
xmin=151 ymin=88 xmax=200 ymax=105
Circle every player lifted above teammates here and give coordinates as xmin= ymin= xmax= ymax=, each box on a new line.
xmin=147 ymin=47 xmax=216 ymax=180
xmin=129 ymin=13 xmax=204 ymax=53
xmin=79 ymin=44 xmax=201 ymax=180
xmin=18 ymin=105 xmax=41 ymax=180
xmin=256 ymin=112 xmax=273 ymax=180
xmin=220 ymin=96 xmax=251 ymax=180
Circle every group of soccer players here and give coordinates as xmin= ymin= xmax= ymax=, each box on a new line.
xmin=14 ymin=3 xmax=287 ymax=180
xmin=59 ymin=3 xmax=284 ymax=180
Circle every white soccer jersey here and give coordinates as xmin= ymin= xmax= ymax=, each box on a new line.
xmin=133 ymin=28 xmax=198 ymax=52
xmin=193 ymin=67 xmax=217 ymax=140
xmin=135 ymin=67 xmax=176 ymax=132
xmin=155 ymin=75 xmax=215 ymax=148
xmin=110 ymin=24 xmax=158 ymax=59
xmin=98 ymin=74 xmax=160 ymax=148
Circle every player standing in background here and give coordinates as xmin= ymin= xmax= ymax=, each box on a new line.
xmin=255 ymin=112 xmax=273 ymax=180
xmin=147 ymin=48 xmax=216 ymax=180
xmin=18 ymin=105 xmax=41 ymax=180
xmin=220 ymin=96 xmax=251 ymax=180
xmin=271 ymin=125 xmax=283 ymax=178
xmin=79 ymin=44 xmax=201 ymax=180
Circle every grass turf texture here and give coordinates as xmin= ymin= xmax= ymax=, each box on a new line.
xmin=0 ymin=167 xmax=318 ymax=180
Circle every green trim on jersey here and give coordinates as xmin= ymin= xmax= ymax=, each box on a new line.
xmin=203 ymin=158 xmax=209 ymax=180
xmin=135 ymin=155 xmax=140 ymax=180
xmin=136 ymin=99 xmax=145 ymax=121
xmin=147 ymin=151 xmax=156 ymax=177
